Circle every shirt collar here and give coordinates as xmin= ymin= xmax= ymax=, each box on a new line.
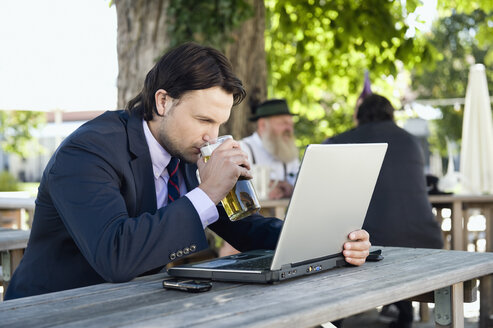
xmin=252 ymin=132 xmax=262 ymax=145
xmin=142 ymin=120 xmax=172 ymax=179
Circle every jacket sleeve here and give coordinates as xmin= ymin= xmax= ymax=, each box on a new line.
xmin=209 ymin=206 xmax=283 ymax=251
xmin=47 ymin=141 xmax=208 ymax=283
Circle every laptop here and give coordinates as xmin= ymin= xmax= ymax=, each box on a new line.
xmin=168 ymin=143 xmax=387 ymax=283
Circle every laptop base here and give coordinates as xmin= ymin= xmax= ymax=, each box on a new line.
xmin=168 ymin=250 xmax=347 ymax=284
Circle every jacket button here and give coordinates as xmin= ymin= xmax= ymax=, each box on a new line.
xmin=169 ymin=253 xmax=176 ymax=260
xmin=176 ymin=250 xmax=183 ymax=257
xmin=190 ymin=245 xmax=196 ymax=252
xmin=183 ymin=247 xmax=190 ymax=255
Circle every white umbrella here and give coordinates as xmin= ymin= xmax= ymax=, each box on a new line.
xmin=459 ymin=64 xmax=493 ymax=194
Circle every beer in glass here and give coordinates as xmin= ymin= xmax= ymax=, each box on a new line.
xmin=200 ymin=135 xmax=261 ymax=221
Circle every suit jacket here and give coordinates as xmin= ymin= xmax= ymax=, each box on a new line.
xmin=6 ymin=110 xmax=282 ymax=300
xmin=324 ymin=121 xmax=443 ymax=249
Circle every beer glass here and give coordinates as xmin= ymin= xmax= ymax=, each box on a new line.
xmin=250 ymin=165 xmax=271 ymax=200
xmin=200 ymin=135 xmax=261 ymax=221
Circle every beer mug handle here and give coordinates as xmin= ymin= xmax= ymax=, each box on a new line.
xmin=196 ymin=169 xmax=201 ymax=184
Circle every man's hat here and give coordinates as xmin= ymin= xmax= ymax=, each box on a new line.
xmin=249 ymin=99 xmax=295 ymax=121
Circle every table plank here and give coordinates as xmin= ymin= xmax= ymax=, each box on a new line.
xmin=428 ymin=194 xmax=493 ymax=204
xmin=259 ymin=199 xmax=289 ymax=219
xmin=1 ymin=247 xmax=493 ymax=328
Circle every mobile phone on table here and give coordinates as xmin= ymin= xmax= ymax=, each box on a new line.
xmin=366 ymin=249 xmax=384 ymax=261
xmin=162 ymin=278 xmax=212 ymax=293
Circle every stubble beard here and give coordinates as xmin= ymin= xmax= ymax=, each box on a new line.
xmin=157 ymin=120 xmax=197 ymax=164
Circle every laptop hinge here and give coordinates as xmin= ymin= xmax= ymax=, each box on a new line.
xmin=280 ymin=264 xmax=292 ymax=271
xmin=291 ymin=252 xmax=343 ymax=267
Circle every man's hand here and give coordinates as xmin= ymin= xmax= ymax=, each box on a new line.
xmin=268 ymin=180 xmax=294 ymax=200
xmin=197 ymin=139 xmax=252 ymax=204
xmin=343 ymin=229 xmax=370 ymax=266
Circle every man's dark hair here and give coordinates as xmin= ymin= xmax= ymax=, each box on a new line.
xmin=356 ymin=94 xmax=395 ymax=125
xmin=126 ymin=42 xmax=246 ymax=120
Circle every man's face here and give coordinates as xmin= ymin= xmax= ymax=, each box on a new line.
xmin=259 ymin=115 xmax=298 ymax=163
xmin=149 ymin=86 xmax=233 ymax=163
xmin=263 ymin=115 xmax=294 ymax=140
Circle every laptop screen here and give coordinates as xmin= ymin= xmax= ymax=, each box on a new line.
xmin=270 ymin=143 xmax=387 ymax=270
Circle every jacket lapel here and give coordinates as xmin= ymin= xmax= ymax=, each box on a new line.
xmin=124 ymin=111 xmax=157 ymax=215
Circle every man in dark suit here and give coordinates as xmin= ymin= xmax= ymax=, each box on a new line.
xmin=324 ymin=94 xmax=443 ymax=328
xmin=6 ymin=43 xmax=371 ymax=300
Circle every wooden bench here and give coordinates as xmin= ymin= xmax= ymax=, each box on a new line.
xmin=0 ymin=228 xmax=30 ymax=300
xmin=0 ymin=195 xmax=36 ymax=229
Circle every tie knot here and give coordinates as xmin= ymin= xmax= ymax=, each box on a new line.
xmin=167 ymin=157 xmax=180 ymax=177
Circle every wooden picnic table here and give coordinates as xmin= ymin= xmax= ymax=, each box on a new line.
xmin=0 ymin=228 xmax=30 ymax=299
xmin=429 ymin=194 xmax=493 ymax=251
xmin=1 ymin=247 xmax=492 ymax=328
xmin=259 ymin=198 xmax=289 ymax=219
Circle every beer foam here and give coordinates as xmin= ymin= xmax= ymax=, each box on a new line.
xmin=200 ymin=135 xmax=232 ymax=157
xmin=200 ymin=143 xmax=217 ymax=157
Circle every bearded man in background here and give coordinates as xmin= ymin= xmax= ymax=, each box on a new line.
xmin=240 ymin=99 xmax=300 ymax=199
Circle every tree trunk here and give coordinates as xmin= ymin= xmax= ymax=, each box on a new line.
xmin=114 ymin=0 xmax=266 ymax=139
xmin=114 ymin=0 xmax=171 ymax=109
xmin=223 ymin=0 xmax=267 ymax=139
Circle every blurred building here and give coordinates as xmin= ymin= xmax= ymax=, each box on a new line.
xmin=1 ymin=110 xmax=104 ymax=182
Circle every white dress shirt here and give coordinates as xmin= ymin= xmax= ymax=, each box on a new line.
xmin=142 ymin=120 xmax=218 ymax=228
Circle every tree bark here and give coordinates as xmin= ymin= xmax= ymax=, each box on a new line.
xmin=222 ymin=0 xmax=267 ymax=139
xmin=114 ymin=0 xmax=171 ymax=109
xmin=114 ymin=0 xmax=266 ymax=139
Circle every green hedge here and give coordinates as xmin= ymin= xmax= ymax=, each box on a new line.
xmin=0 ymin=171 xmax=20 ymax=191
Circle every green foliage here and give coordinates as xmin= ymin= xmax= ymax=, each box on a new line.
xmin=411 ymin=9 xmax=493 ymax=155
xmin=160 ymin=0 xmax=492 ymax=156
xmin=264 ymin=0 xmax=437 ymax=149
xmin=166 ymin=0 xmax=253 ymax=51
xmin=0 ymin=171 xmax=20 ymax=191
xmin=438 ymin=0 xmax=493 ymax=16
xmin=0 ymin=110 xmax=45 ymax=158
xmin=437 ymin=1 xmax=493 ymax=67
xmin=292 ymin=99 xmax=354 ymax=159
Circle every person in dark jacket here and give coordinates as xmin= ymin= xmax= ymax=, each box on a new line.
xmin=324 ymin=94 xmax=443 ymax=328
